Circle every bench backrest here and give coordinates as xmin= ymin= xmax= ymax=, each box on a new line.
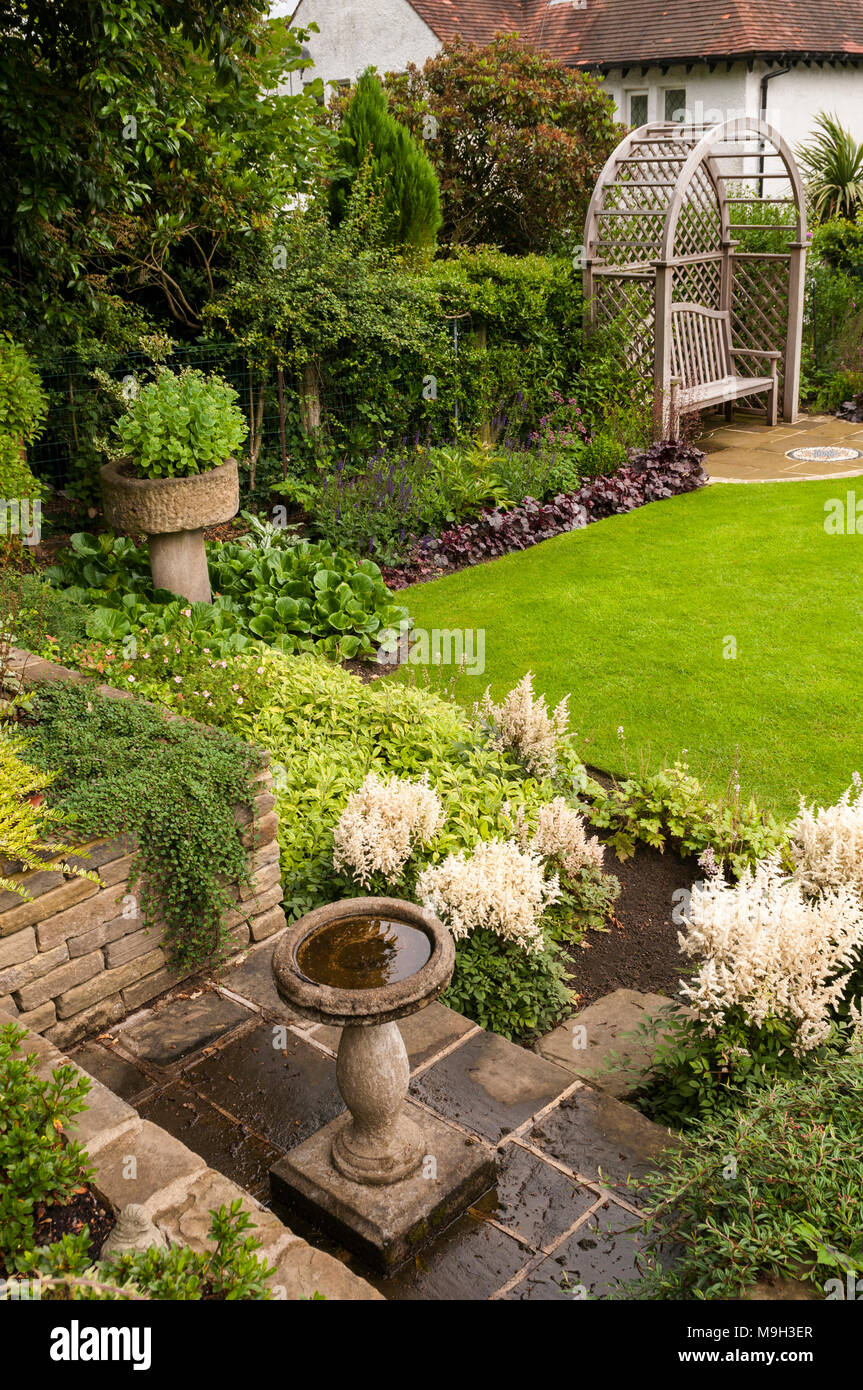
xmin=670 ymin=302 xmax=733 ymax=389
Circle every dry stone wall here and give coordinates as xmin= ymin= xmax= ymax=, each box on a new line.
xmin=1 ymin=648 xmax=286 ymax=1048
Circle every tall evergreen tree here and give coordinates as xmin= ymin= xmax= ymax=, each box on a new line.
xmin=329 ymin=70 xmax=442 ymax=253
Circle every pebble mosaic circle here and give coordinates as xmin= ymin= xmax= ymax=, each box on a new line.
xmin=785 ymin=446 xmax=863 ymax=462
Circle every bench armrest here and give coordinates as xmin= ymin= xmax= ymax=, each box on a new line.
xmin=730 ymin=347 xmax=782 ymax=361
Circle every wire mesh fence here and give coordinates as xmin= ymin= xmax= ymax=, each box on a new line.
xmin=29 ymin=328 xmax=470 ymax=503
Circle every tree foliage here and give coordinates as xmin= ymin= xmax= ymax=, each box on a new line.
xmin=329 ymin=69 xmax=441 ymax=253
xmin=0 ymin=1 xmax=337 ymax=344
xmin=380 ymin=33 xmax=622 ymax=254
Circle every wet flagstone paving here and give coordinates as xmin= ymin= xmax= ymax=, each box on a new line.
xmin=71 ymin=937 xmax=673 ymax=1300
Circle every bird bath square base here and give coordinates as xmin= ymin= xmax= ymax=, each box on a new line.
xmin=269 ymin=1103 xmax=496 ymax=1273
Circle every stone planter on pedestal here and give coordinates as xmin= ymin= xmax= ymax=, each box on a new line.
xmin=100 ymin=458 xmax=239 ymax=604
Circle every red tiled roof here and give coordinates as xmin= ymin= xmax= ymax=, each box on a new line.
xmin=408 ymin=0 xmax=863 ymax=67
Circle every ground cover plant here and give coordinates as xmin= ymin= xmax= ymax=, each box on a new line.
xmin=20 ymin=682 xmax=264 ymax=970
xmin=43 ymin=529 xmax=410 ymax=663
xmin=383 ymin=438 xmax=706 ymax=583
xmin=396 ymin=475 xmax=863 ymax=815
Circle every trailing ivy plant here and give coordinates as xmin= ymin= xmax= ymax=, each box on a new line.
xmin=26 ymin=683 xmax=264 ymax=970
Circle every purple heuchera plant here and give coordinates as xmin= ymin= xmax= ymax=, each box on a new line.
xmin=381 ymin=440 xmax=708 ymax=585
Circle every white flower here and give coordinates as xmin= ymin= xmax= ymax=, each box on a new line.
xmin=416 ymin=838 xmax=560 ymax=953
xmin=677 ymin=861 xmax=863 ymax=1055
xmin=788 ymin=780 xmax=863 ymax=898
xmin=513 ymin=797 xmax=603 ymax=878
xmin=476 ymin=672 xmax=569 ymax=776
xmin=333 ymin=772 xmax=444 ymax=887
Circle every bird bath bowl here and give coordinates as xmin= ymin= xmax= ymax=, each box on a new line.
xmin=273 ymin=898 xmax=455 ymax=1187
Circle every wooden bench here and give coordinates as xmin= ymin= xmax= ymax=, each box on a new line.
xmin=668 ymin=302 xmax=780 ymax=437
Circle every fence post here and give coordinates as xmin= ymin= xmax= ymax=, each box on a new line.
xmin=300 ymin=363 xmax=321 ymax=436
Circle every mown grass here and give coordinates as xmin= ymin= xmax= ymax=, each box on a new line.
xmin=398 ymin=477 xmax=863 ymax=816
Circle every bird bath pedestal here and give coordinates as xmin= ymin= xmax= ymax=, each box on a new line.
xmin=269 ymin=899 xmax=496 ymax=1271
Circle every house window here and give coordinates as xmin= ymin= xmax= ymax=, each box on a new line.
xmin=628 ymin=92 xmax=648 ymax=127
xmin=664 ymin=88 xmax=687 ymax=123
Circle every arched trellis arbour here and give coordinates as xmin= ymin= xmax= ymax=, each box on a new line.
xmin=582 ymin=117 xmax=808 ymax=436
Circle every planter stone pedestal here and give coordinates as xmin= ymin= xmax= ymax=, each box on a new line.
xmin=101 ymin=457 xmax=239 ymax=605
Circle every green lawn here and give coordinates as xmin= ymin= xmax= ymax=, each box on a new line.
xmin=397 ymin=477 xmax=863 ymax=816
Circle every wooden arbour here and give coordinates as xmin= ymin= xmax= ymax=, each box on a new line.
xmin=582 ymin=116 xmax=807 ymax=435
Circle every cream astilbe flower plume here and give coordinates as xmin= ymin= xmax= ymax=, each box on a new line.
xmin=678 ymin=860 xmax=863 ymax=1056
xmin=333 ymin=771 xmax=443 ymax=888
xmin=476 ymin=672 xmax=569 ymax=776
xmin=416 ymin=837 xmax=560 ymax=953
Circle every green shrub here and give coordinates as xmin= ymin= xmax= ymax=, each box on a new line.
xmin=0 ymin=1023 xmax=94 ymax=1276
xmin=581 ymin=759 xmax=788 ymax=878
xmin=627 ymin=1050 xmax=863 ymax=1299
xmin=112 ymin=368 xmax=248 ymax=479
xmin=631 ymin=1004 xmax=832 ymax=1128
xmin=27 ymin=683 xmax=263 ymax=970
xmin=31 ymin=1202 xmax=276 ymax=1301
xmin=329 ymin=70 xmax=441 ymax=253
xmin=442 ymin=928 xmax=573 ymax=1040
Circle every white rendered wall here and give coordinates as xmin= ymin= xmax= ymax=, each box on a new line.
xmin=603 ymin=60 xmax=863 ymax=150
xmin=276 ymin=0 xmax=442 ymax=97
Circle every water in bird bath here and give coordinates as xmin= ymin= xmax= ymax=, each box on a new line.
xmin=295 ymin=916 xmax=431 ymax=991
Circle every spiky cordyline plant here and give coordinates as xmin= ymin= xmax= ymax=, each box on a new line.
xmin=797 ymin=113 xmax=863 ymax=223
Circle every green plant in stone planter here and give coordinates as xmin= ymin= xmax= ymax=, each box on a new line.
xmin=112 ymin=369 xmax=247 ymax=480
xmin=100 ymin=369 xmax=247 ymax=604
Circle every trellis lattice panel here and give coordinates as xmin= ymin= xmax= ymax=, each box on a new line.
xmin=729 ymin=255 xmax=791 ymax=410
xmin=671 ymin=260 xmax=722 ymax=312
xmin=594 ymin=276 xmax=655 ymax=384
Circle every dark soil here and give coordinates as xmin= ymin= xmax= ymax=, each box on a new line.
xmin=33 ymin=1186 xmax=114 ymax=1263
xmin=0 ymin=1184 xmax=115 ymax=1279
xmin=565 ymin=837 xmax=700 ymax=1008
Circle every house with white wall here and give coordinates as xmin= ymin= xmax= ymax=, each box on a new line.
xmin=275 ymin=0 xmax=863 ymax=150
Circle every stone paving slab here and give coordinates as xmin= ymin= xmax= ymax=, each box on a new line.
xmin=536 ymin=988 xmax=677 ymax=1099
xmin=185 ymin=1019 xmax=345 ymax=1150
xmin=369 ymin=1208 xmax=532 ymax=1301
xmin=112 ymin=990 xmax=253 ymax=1067
xmin=702 ymin=412 xmax=863 ymax=483
xmin=410 ymin=1029 xmax=576 ymax=1143
xmin=69 ymin=1040 xmax=156 ymax=1103
xmin=525 ymin=1086 xmax=677 ymax=1201
xmin=499 ymin=1200 xmax=644 ymax=1301
xmin=139 ymin=1081 xmax=282 ymax=1198
xmin=472 ymin=1142 xmax=597 ymax=1250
